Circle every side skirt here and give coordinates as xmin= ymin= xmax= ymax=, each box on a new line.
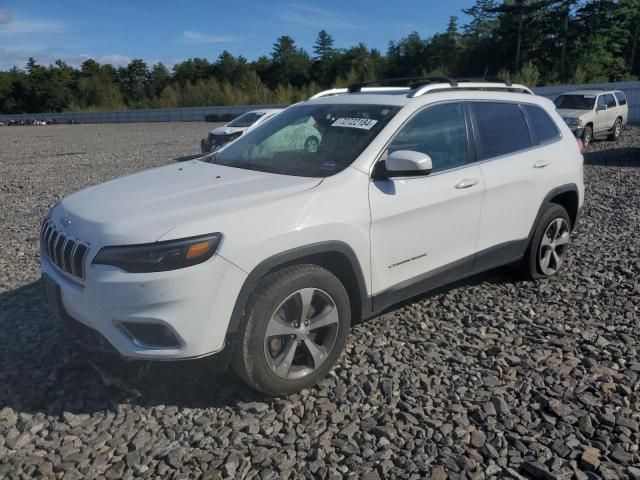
xmin=368 ymin=239 xmax=528 ymax=317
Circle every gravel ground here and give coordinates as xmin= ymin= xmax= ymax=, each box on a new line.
xmin=0 ymin=123 xmax=639 ymax=480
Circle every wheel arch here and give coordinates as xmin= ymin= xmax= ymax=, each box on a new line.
xmin=226 ymin=242 xmax=370 ymax=345
xmin=528 ymin=184 xmax=580 ymax=238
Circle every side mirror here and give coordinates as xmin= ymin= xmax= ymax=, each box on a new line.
xmin=377 ymin=150 xmax=433 ymax=178
xmin=597 ymin=104 xmax=607 ymax=112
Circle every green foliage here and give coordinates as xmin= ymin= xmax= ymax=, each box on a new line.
xmin=1 ymin=0 xmax=638 ymax=114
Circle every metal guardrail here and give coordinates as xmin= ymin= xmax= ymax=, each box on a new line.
xmin=0 ymin=81 xmax=638 ymax=124
xmin=0 ymin=104 xmax=286 ymax=124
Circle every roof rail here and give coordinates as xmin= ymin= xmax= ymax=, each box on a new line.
xmin=410 ymin=81 xmax=533 ymax=97
xmin=309 ymin=86 xmax=410 ymax=99
xmin=347 ymin=76 xmax=458 ymax=93
xmin=310 ymin=76 xmax=534 ymax=100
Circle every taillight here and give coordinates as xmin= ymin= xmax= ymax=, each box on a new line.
xmin=576 ymin=138 xmax=585 ymax=154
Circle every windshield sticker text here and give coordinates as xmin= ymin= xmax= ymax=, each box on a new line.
xmin=332 ymin=117 xmax=378 ymax=130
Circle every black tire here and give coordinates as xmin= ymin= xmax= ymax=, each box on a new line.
xmin=581 ymin=125 xmax=593 ymax=147
xmin=304 ymin=136 xmax=320 ymax=153
xmin=232 ymin=264 xmax=351 ymax=395
xmin=607 ymin=117 xmax=622 ymax=141
xmin=521 ymin=203 xmax=571 ymax=280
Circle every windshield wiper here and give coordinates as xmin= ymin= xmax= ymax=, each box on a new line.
xmin=224 ymin=161 xmax=282 ymax=174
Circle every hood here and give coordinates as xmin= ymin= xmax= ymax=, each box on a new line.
xmin=210 ymin=126 xmax=245 ymax=135
xmin=557 ymin=108 xmax=591 ymax=119
xmin=53 ymin=160 xmax=321 ymax=246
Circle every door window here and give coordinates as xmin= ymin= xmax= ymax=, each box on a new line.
xmin=523 ymin=104 xmax=560 ymax=144
xmin=387 ymin=102 xmax=470 ymax=174
xmin=614 ymin=92 xmax=627 ymax=105
xmin=469 ymin=102 xmax=531 ymax=160
xmin=605 ymin=94 xmax=617 ymax=108
xmin=597 ymin=96 xmax=607 ymax=109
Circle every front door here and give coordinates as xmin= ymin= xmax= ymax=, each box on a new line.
xmin=369 ymin=102 xmax=483 ymax=297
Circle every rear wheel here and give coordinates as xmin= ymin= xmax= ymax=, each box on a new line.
xmin=607 ymin=118 xmax=622 ymax=141
xmin=521 ymin=204 xmax=571 ymax=280
xmin=581 ymin=125 xmax=593 ymax=147
xmin=232 ymin=265 xmax=350 ymax=395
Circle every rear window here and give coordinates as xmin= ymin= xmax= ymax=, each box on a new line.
xmin=470 ymin=102 xmax=531 ymax=160
xmin=614 ymin=92 xmax=627 ymax=106
xmin=523 ymin=105 xmax=560 ymax=144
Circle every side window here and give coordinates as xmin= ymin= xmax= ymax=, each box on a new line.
xmin=469 ymin=102 xmax=531 ymax=160
xmin=523 ymin=104 xmax=560 ymax=144
xmin=387 ymin=102 xmax=470 ymax=174
xmin=597 ymin=96 xmax=607 ymax=109
xmin=605 ymin=94 xmax=617 ymax=108
xmin=615 ymin=92 xmax=627 ymax=105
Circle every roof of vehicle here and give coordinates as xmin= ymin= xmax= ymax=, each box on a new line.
xmin=249 ymin=108 xmax=284 ymax=115
xmin=560 ymin=89 xmax=622 ymax=96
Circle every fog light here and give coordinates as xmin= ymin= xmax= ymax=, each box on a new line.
xmin=120 ymin=322 xmax=180 ymax=348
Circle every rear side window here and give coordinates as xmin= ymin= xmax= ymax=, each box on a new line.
xmin=523 ymin=104 xmax=560 ymax=144
xmin=605 ymin=94 xmax=617 ymax=108
xmin=614 ymin=92 xmax=627 ymax=105
xmin=388 ymin=102 xmax=470 ymax=174
xmin=470 ymin=102 xmax=531 ymax=160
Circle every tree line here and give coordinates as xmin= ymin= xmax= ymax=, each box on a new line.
xmin=0 ymin=0 xmax=638 ymax=114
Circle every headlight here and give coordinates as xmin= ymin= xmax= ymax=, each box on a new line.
xmin=93 ymin=233 xmax=222 ymax=273
xmin=564 ymin=118 xmax=579 ymax=127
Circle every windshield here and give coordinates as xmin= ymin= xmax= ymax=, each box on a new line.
xmin=227 ymin=112 xmax=265 ymax=128
xmin=554 ymin=94 xmax=595 ymax=110
xmin=207 ymin=104 xmax=400 ymax=177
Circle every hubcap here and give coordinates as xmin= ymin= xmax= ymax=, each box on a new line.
xmin=306 ymin=138 xmax=319 ymax=153
xmin=615 ymin=121 xmax=621 ymax=137
xmin=538 ymin=218 xmax=570 ymax=275
xmin=263 ymin=288 xmax=339 ymax=379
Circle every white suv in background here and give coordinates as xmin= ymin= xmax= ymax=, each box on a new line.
xmin=200 ymin=108 xmax=283 ymax=153
xmin=41 ymin=78 xmax=584 ymax=395
xmin=555 ymin=89 xmax=628 ymax=146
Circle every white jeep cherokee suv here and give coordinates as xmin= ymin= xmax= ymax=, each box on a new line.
xmin=40 ymin=78 xmax=584 ymax=395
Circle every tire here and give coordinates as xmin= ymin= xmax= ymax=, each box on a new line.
xmin=304 ymin=136 xmax=320 ymax=153
xmin=521 ymin=204 xmax=571 ymax=280
xmin=232 ymin=264 xmax=351 ymax=395
xmin=607 ymin=118 xmax=622 ymax=141
xmin=581 ymin=125 xmax=593 ymax=147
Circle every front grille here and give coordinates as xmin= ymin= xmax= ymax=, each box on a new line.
xmin=40 ymin=218 xmax=89 ymax=280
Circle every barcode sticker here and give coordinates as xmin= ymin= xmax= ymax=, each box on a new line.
xmin=331 ymin=117 xmax=378 ymax=130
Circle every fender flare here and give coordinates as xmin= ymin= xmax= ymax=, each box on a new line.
xmin=527 ymin=183 xmax=580 ymax=241
xmin=226 ymin=241 xmax=370 ymax=340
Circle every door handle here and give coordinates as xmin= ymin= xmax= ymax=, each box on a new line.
xmin=455 ymin=178 xmax=479 ymax=189
xmin=533 ymin=160 xmax=550 ymax=168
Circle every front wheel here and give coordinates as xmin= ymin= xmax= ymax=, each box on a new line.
xmin=521 ymin=204 xmax=571 ymax=280
xmin=232 ymin=265 xmax=351 ymax=395
xmin=608 ymin=118 xmax=622 ymax=141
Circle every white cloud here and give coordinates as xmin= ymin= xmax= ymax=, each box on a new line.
xmin=277 ymin=4 xmax=363 ymax=30
xmin=0 ymin=18 xmax=67 ymax=34
xmin=81 ymin=54 xmax=132 ymax=66
xmin=181 ymin=30 xmax=236 ymax=44
xmin=0 ymin=9 xmax=12 ymax=24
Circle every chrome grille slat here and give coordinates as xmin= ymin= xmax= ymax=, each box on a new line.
xmin=40 ymin=218 xmax=89 ymax=281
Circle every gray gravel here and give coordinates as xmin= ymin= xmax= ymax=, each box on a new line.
xmin=1 ymin=123 xmax=639 ymax=479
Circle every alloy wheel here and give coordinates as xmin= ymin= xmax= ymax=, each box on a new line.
xmin=538 ymin=218 xmax=570 ymax=275
xmin=263 ymin=288 xmax=339 ymax=379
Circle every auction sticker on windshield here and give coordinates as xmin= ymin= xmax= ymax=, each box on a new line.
xmin=332 ymin=118 xmax=378 ymax=130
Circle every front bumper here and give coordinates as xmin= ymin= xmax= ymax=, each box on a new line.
xmin=200 ymin=138 xmax=212 ymax=154
xmin=569 ymin=126 xmax=585 ymax=138
xmin=40 ymin=249 xmax=247 ymax=360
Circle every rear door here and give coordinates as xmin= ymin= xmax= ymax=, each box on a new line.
xmin=369 ymin=102 xmax=483 ymax=295
xmin=470 ymin=101 xmax=560 ymax=256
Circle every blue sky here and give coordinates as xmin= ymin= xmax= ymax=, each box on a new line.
xmin=0 ymin=0 xmax=473 ymax=70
